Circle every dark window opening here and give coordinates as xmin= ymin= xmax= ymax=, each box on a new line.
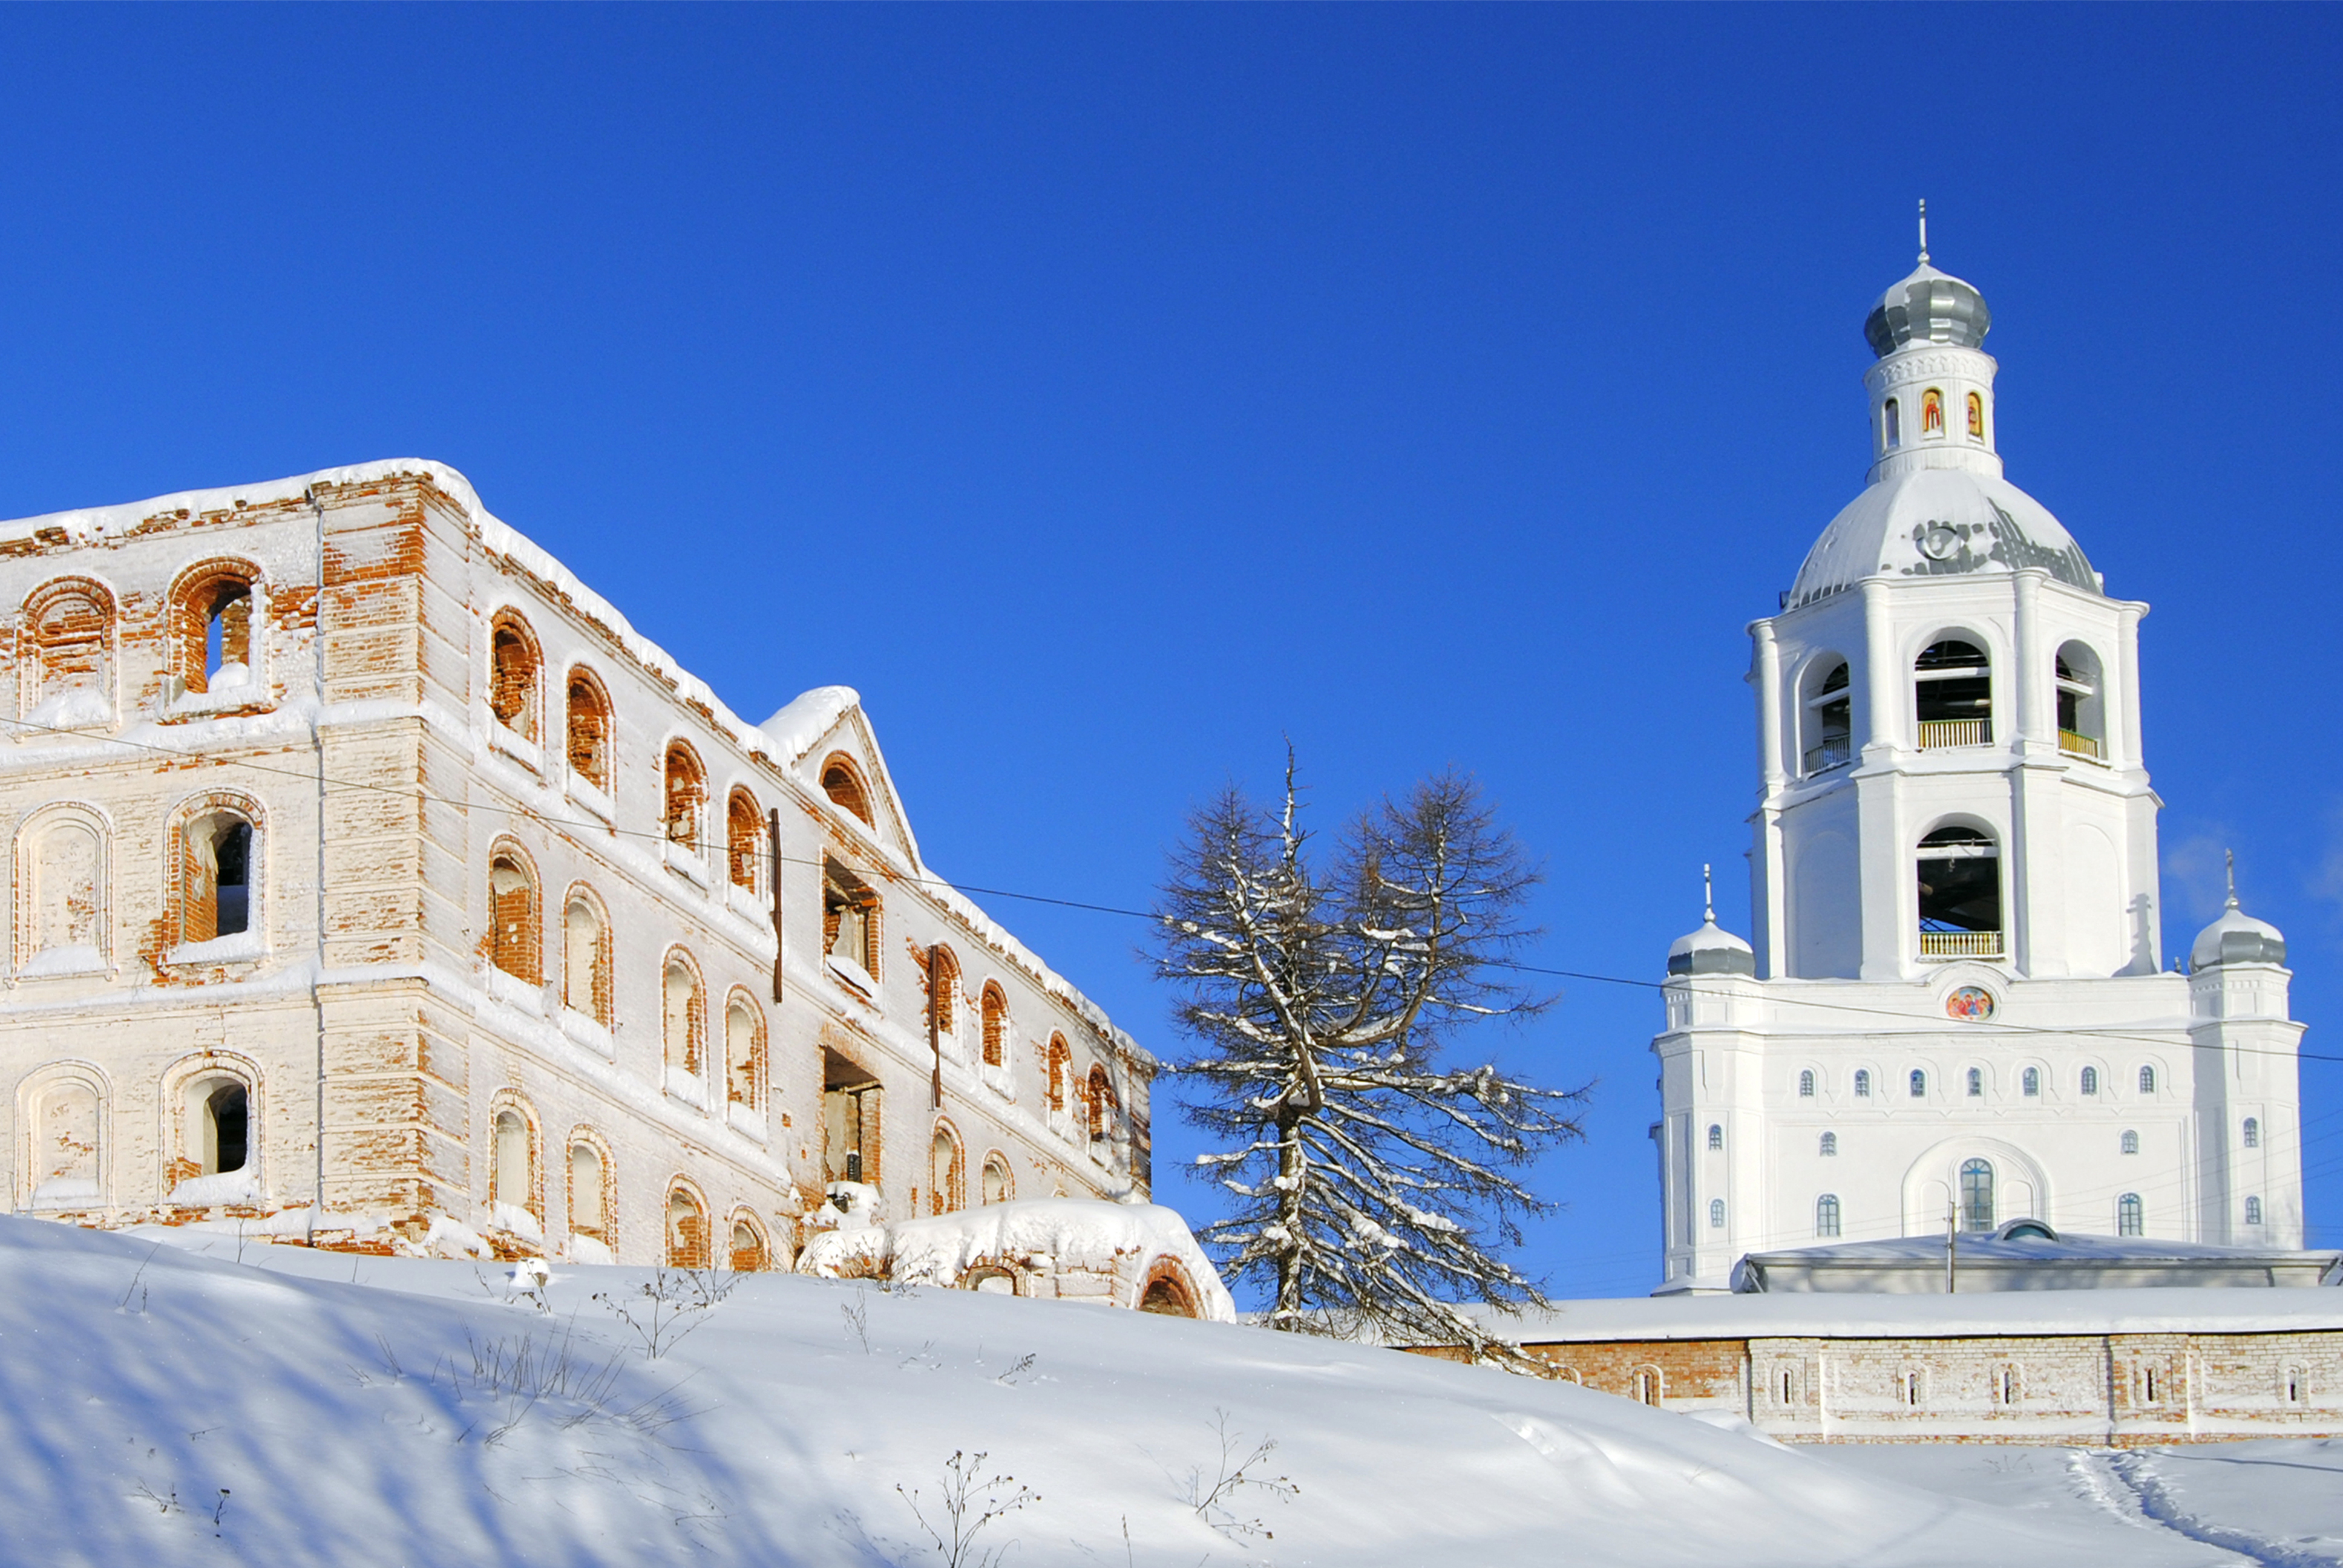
xmin=823 ymin=1049 xmax=880 ymax=1186
xmin=1914 ymin=639 xmax=1992 ymax=742
xmin=1960 ymin=1157 xmax=1994 ymax=1231
xmin=208 ymin=1083 xmax=248 ymax=1174
xmin=1803 ymin=661 xmax=1852 ymax=773
xmin=1917 ymin=827 xmax=1999 ymax=933
xmin=214 ymin=822 xmax=252 ymax=936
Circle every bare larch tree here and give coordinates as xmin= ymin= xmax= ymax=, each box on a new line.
xmin=1151 ymin=756 xmax=1590 ymax=1355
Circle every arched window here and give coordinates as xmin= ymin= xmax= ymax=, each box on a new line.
xmin=1708 ymin=1198 xmax=1725 ymax=1229
xmin=28 ymin=1074 xmax=103 ymax=1207
xmin=981 ymin=1151 xmax=1011 ymax=1204
xmin=665 ymin=1184 xmax=710 ymax=1267
xmin=1819 ymin=1132 xmax=1837 ymax=1157
xmin=981 ymin=984 xmax=1009 ymax=1068
xmin=488 ymin=612 xmax=540 ymax=740
xmin=2022 ymin=1067 xmax=2040 ymax=1097
xmin=663 ymin=742 xmax=706 ymax=850
xmin=2243 ymin=1117 xmax=2260 ymax=1149
xmin=2121 ymin=1129 xmax=2139 ymax=1155
xmin=822 ymin=1051 xmax=880 ymax=1185
xmin=663 ymin=952 xmax=704 ymax=1088
xmin=820 ymin=753 xmax=872 ymax=825
xmin=2245 ymin=1195 xmax=2263 ymax=1227
xmin=822 ymin=857 xmax=879 ymax=978
xmin=1853 ymin=1069 xmax=1871 ymax=1097
xmin=2138 ymin=1065 xmax=2155 ymax=1096
xmin=182 ymin=808 xmax=258 ymax=943
xmin=1634 ymin=1369 xmax=1662 ymax=1406
xmin=929 ymin=1121 xmax=965 ymax=1215
xmin=1706 ymin=1123 xmax=1723 ymax=1151
xmin=726 ymin=991 xmax=764 ymax=1111
xmin=1914 ymin=639 xmax=1992 ymax=750
xmin=726 ymin=788 xmax=762 ymax=892
xmin=1815 ymin=1194 xmax=1841 ymax=1238
xmin=928 ymin=947 xmax=960 ymax=1041
xmin=1959 ymin=1158 xmax=1994 ymax=1231
xmin=2054 ymin=643 xmax=2105 ymax=759
xmin=2081 ymin=1066 xmax=2099 ymax=1096
xmin=1921 ymin=387 xmax=1945 ymax=436
xmin=491 ymin=1105 xmax=537 ymax=1227
xmin=729 ymin=1214 xmax=769 ymax=1272
xmin=1916 ymin=825 xmax=2001 ymax=958
xmin=1801 ymin=659 xmax=1852 ymax=774
xmin=1139 ymin=1266 xmax=1201 ymax=1318
xmin=174 ymin=1065 xmax=255 ymax=1189
xmin=171 ymin=566 xmax=257 ymax=699
xmin=1966 ymin=1067 xmax=1983 ymax=1097
xmin=1884 ymin=397 xmax=1901 ymax=448
xmin=565 ymin=668 xmax=612 ymax=790
xmin=21 ymin=812 xmax=106 ymax=963
xmin=1087 ymin=1064 xmax=1116 ymax=1143
xmin=1046 ymin=1036 xmax=1072 ymax=1117
xmin=2117 ymin=1192 xmax=2145 ymax=1237
xmin=1966 ymin=391 xmax=1984 ymax=439
xmin=488 ymin=851 xmax=540 ymax=984
xmin=1798 ymin=1070 xmax=1815 ymax=1097
xmin=199 ymin=1081 xmax=248 ymax=1175
xmin=568 ymin=1137 xmax=610 ymax=1249
xmin=563 ymin=889 xmax=613 ymax=1027
xmin=1909 ymin=1069 xmax=1926 ymax=1099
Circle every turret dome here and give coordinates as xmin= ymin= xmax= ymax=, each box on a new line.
xmin=1668 ymin=867 xmax=1756 ymax=976
xmin=1864 ymin=261 xmax=1991 ymax=358
xmin=2191 ymin=893 xmax=2287 ymax=971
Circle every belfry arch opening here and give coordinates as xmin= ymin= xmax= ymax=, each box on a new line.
xmin=1801 ymin=658 xmax=1852 ymax=774
xmin=1917 ymin=825 xmax=2001 ymax=960
xmin=2054 ymin=642 xmax=2104 ymax=759
xmin=1914 ymin=639 xmax=1991 ymax=749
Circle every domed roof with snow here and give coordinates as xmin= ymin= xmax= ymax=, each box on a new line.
xmin=1863 ymin=261 xmax=1991 ymax=358
xmin=1668 ymin=917 xmax=1755 ymax=977
xmin=1786 ymin=466 xmax=2100 ymax=610
xmin=2191 ymin=895 xmax=2287 ymax=971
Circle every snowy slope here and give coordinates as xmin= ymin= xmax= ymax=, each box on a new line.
xmin=0 ymin=1217 xmax=2256 ymax=1567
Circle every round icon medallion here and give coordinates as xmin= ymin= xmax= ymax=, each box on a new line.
xmin=1945 ymin=984 xmax=1996 ymax=1022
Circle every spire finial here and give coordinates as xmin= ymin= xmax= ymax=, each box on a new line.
xmin=2226 ymin=848 xmax=2239 ymax=910
xmin=1917 ymin=198 xmax=1930 ymax=265
xmin=1702 ymin=863 xmax=1715 ymax=925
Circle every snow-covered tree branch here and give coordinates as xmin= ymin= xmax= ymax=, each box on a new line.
xmin=1150 ymin=754 xmax=1590 ymax=1357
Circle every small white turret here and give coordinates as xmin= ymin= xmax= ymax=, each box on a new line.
xmin=2191 ymin=852 xmax=2288 ymax=971
xmin=1863 ymin=202 xmax=2002 ymax=486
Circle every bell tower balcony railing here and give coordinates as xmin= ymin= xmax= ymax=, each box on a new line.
xmin=2057 ymin=728 xmax=2102 ymax=760
xmin=1920 ymin=930 xmax=2004 ymax=960
xmin=1801 ymin=737 xmax=1853 ymax=774
xmin=1917 ymin=717 xmax=1993 ymax=750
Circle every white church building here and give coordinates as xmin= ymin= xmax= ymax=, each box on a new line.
xmin=1651 ymin=235 xmax=2307 ymax=1294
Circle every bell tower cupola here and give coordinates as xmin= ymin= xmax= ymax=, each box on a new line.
xmin=1865 ymin=202 xmax=2001 ymax=486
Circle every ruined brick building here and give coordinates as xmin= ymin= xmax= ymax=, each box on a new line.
xmin=1 ymin=460 xmax=1156 ymax=1272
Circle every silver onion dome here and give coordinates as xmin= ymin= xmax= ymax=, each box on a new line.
xmin=1864 ymin=261 xmax=1991 ymax=359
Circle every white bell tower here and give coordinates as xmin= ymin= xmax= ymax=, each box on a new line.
xmin=1648 ymin=215 xmax=2307 ymax=1292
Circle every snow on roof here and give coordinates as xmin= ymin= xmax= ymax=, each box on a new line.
xmin=798 ymin=1198 xmax=1234 ymax=1322
xmin=1455 ymin=1286 xmax=2343 ymax=1345
xmin=1745 ymin=1229 xmax=2341 ymax=1268
xmin=758 ymin=685 xmax=862 ymax=764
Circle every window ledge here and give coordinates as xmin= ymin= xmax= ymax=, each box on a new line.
xmin=163 ymin=932 xmax=266 ymax=969
xmin=726 ymin=1101 xmax=768 ymax=1143
xmin=29 ymin=1177 xmax=102 ymax=1210
xmin=559 ymin=1008 xmax=614 ymax=1057
xmin=666 ymin=1070 xmax=708 ymax=1111
xmin=487 ymin=724 xmax=543 ymax=773
xmin=566 ymin=776 xmax=615 ymax=826
xmin=487 ymin=965 xmax=545 ymax=1014
xmin=726 ymin=883 xmax=769 ymax=926
xmin=982 ymin=1062 xmax=1016 ymax=1100
xmin=825 ymin=954 xmax=877 ymax=999
xmin=26 ymin=691 xmax=117 ymax=731
xmin=15 ymin=943 xmax=110 ymax=979
xmin=170 ymin=1170 xmax=262 ymax=1207
xmin=664 ymin=840 xmax=710 ymax=886
xmin=162 ymin=673 xmax=269 ymax=723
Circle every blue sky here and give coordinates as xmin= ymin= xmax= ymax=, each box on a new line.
xmin=2 ymin=5 xmax=2338 ymax=1296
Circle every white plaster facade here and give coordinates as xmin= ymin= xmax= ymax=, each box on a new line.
xmin=1651 ymin=253 xmax=2305 ymax=1292
xmin=0 ymin=461 xmax=1160 ymax=1275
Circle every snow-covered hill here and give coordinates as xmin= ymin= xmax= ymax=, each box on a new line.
xmin=0 ymin=1216 xmax=2299 ymax=1566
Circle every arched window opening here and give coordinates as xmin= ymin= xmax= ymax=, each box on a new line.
xmin=488 ymin=615 xmax=540 ymax=740
xmin=663 ymin=953 xmax=704 ymax=1085
xmin=563 ymin=892 xmax=613 ymax=1026
xmin=1959 ymin=1158 xmax=1994 ymax=1233
xmin=183 ymin=811 xmax=257 ymax=943
xmin=981 ymin=984 xmax=1009 ymax=1068
xmin=1087 ymin=1065 xmax=1116 ymax=1143
xmin=1966 ymin=391 xmax=1985 ymax=440
xmin=726 ymin=789 xmax=762 ymax=892
xmin=981 ymin=1152 xmax=1011 ymax=1205
xmin=2121 ymin=1129 xmax=2140 ymax=1155
xmin=1966 ymin=1067 xmax=1983 ymax=1097
xmin=726 ymin=993 xmax=764 ymax=1111
xmin=492 ymin=1108 xmax=536 ymax=1224
xmin=2117 ymin=1193 xmax=2145 ymax=1237
xmin=27 ymin=581 xmax=115 ymax=727
xmin=1917 ymin=825 xmax=2001 ymax=959
xmin=820 ymin=753 xmax=873 ymax=825
xmin=730 ymin=1215 xmax=769 ymax=1272
xmin=1909 ymin=1069 xmax=1927 ymax=1099
xmin=488 ymin=853 xmax=540 ymax=984
xmin=568 ymin=1140 xmax=609 ymax=1243
xmin=1921 ymin=387 xmax=1945 ymax=436
xmin=188 ymin=1077 xmax=249 ymax=1177
xmin=1996 ymin=1367 xmax=2019 ymax=1406
xmin=929 ymin=1123 xmax=965 ymax=1215
xmin=1139 ymin=1269 xmax=1200 ymax=1318
xmin=663 ymin=743 xmax=706 ymax=850
xmin=1706 ymin=1123 xmax=1723 ymax=1152
xmin=30 ymin=1079 xmax=102 ymax=1206
xmin=2138 ymin=1065 xmax=2155 ymax=1095
xmin=2244 ymin=1117 xmax=2260 ymax=1149
xmin=172 ymin=570 xmax=257 ymax=698
xmin=1914 ymin=639 xmax=1993 ymax=750
xmin=1801 ymin=660 xmax=1852 ymax=774
xmin=1634 ymin=1369 xmax=1662 ymax=1406
xmin=565 ymin=670 xmax=612 ymax=789
xmin=1884 ymin=397 xmax=1902 ymax=448
xmin=823 ymin=1050 xmax=880 ymax=1185
xmin=25 ymin=816 xmax=105 ymax=961
xmin=2286 ymin=1367 xmax=2304 ymax=1403
xmin=1798 ymin=1070 xmax=1815 ymax=1097
xmin=2054 ymin=643 xmax=2105 ymax=760
xmin=1708 ymin=1198 xmax=1726 ymax=1229
xmin=2245 ymin=1195 xmax=2264 ymax=1227
xmin=2022 ymin=1067 xmax=2040 ymax=1097
xmin=665 ymin=1186 xmax=710 ymax=1268
xmin=822 ymin=858 xmax=879 ymax=978
xmin=928 ymin=947 xmax=960 ymax=1041
xmin=1819 ymin=1132 xmax=1837 ymax=1157
xmin=2082 ymin=1066 xmax=2099 ymax=1096
xmin=1816 ymin=1194 xmax=1841 ymax=1238
xmin=1046 ymin=1037 xmax=1072 ymax=1117
xmin=1854 ymin=1069 xmax=1871 ymax=1097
